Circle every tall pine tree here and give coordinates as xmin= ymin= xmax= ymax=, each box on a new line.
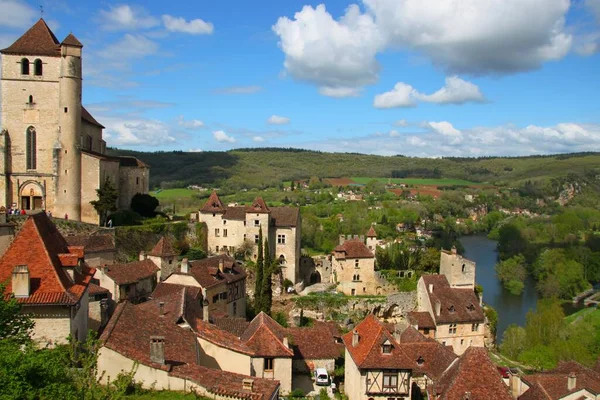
xmin=262 ymin=239 xmax=273 ymax=314
xmin=254 ymin=227 xmax=264 ymax=312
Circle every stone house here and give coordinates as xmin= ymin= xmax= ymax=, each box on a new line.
xmin=517 ymin=361 xmax=600 ymax=400
xmin=287 ymin=323 xmax=343 ymax=374
xmin=417 ymin=274 xmax=485 ymax=355
xmin=0 ymin=213 xmax=94 ymax=345
xmin=0 ymin=19 xmax=148 ymax=225
xmin=65 ymin=234 xmax=116 ymax=267
xmin=162 ymin=254 xmax=247 ymax=319
xmin=143 ymin=236 xmax=179 ymax=281
xmin=439 ymin=247 xmax=476 ymax=289
xmin=197 ymin=192 xmax=301 ymax=284
xmin=96 ymin=259 xmax=159 ymax=306
xmin=98 ymin=289 xmax=280 ymax=400
xmin=406 ymin=311 xmax=437 ymax=339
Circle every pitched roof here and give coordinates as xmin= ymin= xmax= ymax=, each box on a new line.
xmin=195 ymin=318 xmax=256 ymax=355
xmin=398 ymin=326 xmax=457 ymax=381
xmin=271 ymin=207 xmax=300 ymax=227
xmin=181 ymin=255 xmax=246 ymax=289
xmin=342 ymin=314 xmax=415 ymax=370
xmin=241 ymin=312 xmax=294 ymax=357
xmin=245 ymin=197 xmax=270 ymax=213
xmin=102 ymin=259 xmax=159 ymax=285
xmin=81 ymin=106 xmax=105 ymax=128
xmin=61 ymin=33 xmax=83 ymax=47
xmin=366 ymin=225 xmax=377 ymax=237
xmin=1 ymin=19 xmax=60 ymax=56
xmin=223 ymin=207 xmax=247 ymax=220
xmin=520 ymin=361 xmax=600 ymax=400
xmin=334 ymin=239 xmax=374 ymax=259
xmin=287 ymin=325 xmax=343 ymax=360
xmin=407 ymin=311 xmax=436 ymax=330
xmin=0 ymin=213 xmax=94 ymax=305
xmin=201 ymin=191 xmax=226 ymax=213
xmin=65 ymin=234 xmax=115 ymax=253
xmin=213 ymin=317 xmax=251 ymax=337
xmin=149 ymin=236 xmax=178 ymax=257
xmin=436 ymin=347 xmax=512 ymax=400
xmin=152 ymin=282 xmax=201 ymax=302
xmin=88 ymin=282 xmax=109 ymax=296
xmin=118 ymin=156 xmax=149 ymax=168
xmin=421 ymin=275 xmax=484 ymax=324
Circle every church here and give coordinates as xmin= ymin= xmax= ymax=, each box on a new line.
xmin=0 ymin=19 xmax=149 ymax=225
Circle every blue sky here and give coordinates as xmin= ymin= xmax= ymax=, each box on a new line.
xmin=1 ymin=0 xmax=599 ymax=156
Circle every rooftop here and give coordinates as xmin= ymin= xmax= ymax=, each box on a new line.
xmin=102 ymin=259 xmax=158 ymax=286
xmin=333 ymin=239 xmax=374 ymax=259
xmin=421 ymin=275 xmax=484 ymax=324
xmin=1 ymin=19 xmax=60 ymax=56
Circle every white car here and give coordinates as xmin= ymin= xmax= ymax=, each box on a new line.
xmin=315 ymin=368 xmax=329 ymax=386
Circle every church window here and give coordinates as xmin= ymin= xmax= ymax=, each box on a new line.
xmin=21 ymin=58 xmax=29 ymax=75
xmin=34 ymin=59 xmax=42 ymax=76
xmin=26 ymin=126 xmax=36 ymax=170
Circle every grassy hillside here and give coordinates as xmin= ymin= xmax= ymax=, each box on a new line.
xmin=108 ymin=148 xmax=600 ymax=190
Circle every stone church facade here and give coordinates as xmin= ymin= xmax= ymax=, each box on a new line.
xmin=0 ymin=19 xmax=149 ymax=225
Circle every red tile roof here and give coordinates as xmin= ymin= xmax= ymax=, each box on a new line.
xmin=520 ymin=361 xmax=600 ymax=400
xmin=241 ymin=312 xmax=294 ymax=357
xmin=152 ymin=282 xmax=201 ymax=301
xmin=88 ymin=282 xmax=109 ymax=296
xmin=81 ymin=106 xmax=105 ymax=129
xmin=366 ymin=226 xmax=377 ymax=237
xmin=61 ymin=33 xmax=83 ymax=47
xmin=66 ymin=234 xmax=115 ymax=253
xmin=213 ymin=317 xmax=251 ymax=337
xmin=270 ymin=207 xmax=300 ymax=227
xmin=149 ymin=236 xmax=178 ymax=257
xmin=334 ymin=239 xmax=374 ymax=259
xmin=407 ymin=311 xmax=436 ymax=329
xmin=436 ymin=347 xmax=512 ymax=400
xmin=287 ymin=325 xmax=343 ymax=360
xmin=201 ymin=191 xmax=226 ymax=213
xmin=1 ymin=19 xmax=60 ymax=56
xmin=223 ymin=207 xmax=247 ymax=220
xmin=421 ymin=275 xmax=484 ymax=324
xmin=196 ymin=318 xmax=256 ymax=355
xmin=0 ymin=213 xmax=94 ymax=305
xmin=183 ymin=255 xmax=246 ymax=289
xmin=245 ymin=197 xmax=270 ymax=213
xmin=102 ymin=259 xmax=158 ymax=285
xmin=398 ymin=326 xmax=457 ymax=381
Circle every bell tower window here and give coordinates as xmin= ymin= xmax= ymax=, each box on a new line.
xmin=34 ymin=59 xmax=42 ymax=76
xmin=26 ymin=126 xmax=37 ymax=170
xmin=21 ymin=58 xmax=29 ymax=75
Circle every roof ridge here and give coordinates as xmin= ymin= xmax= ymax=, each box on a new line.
xmin=31 ymin=215 xmax=69 ymax=293
xmin=100 ymin=301 xmax=128 ymax=344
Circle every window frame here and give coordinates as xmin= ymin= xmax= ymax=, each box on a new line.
xmin=382 ymin=373 xmax=398 ymax=389
xmin=264 ymin=358 xmax=274 ymax=371
xmin=277 ymin=234 xmax=286 ymax=244
xmin=449 ymin=323 xmax=457 ymax=334
xmin=26 ymin=126 xmax=37 ymax=170
xmin=34 ymin=59 xmax=42 ymax=76
xmin=21 ymin=58 xmax=29 ymax=75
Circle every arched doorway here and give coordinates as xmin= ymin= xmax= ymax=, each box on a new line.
xmin=19 ymin=181 xmax=44 ymax=211
xmin=310 ymin=271 xmax=321 ymax=284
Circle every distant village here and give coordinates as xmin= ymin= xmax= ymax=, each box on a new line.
xmin=1 ymin=19 xmax=599 ymax=400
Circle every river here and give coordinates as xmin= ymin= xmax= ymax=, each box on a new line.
xmin=459 ymin=235 xmax=539 ymax=341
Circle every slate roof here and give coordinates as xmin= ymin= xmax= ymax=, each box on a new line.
xmin=0 ymin=213 xmax=94 ymax=305
xmin=520 ymin=361 xmax=600 ymax=400
xmin=102 ymin=259 xmax=158 ymax=285
xmin=334 ymin=239 xmax=374 ymax=259
xmin=149 ymin=236 xmax=178 ymax=257
xmin=201 ymin=191 xmax=226 ymax=213
xmin=66 ymin=234 xmax=115 ymax=253
xmin=435 ymin=347 xmax=512 ymax=400
xmin=421 ymin=275 xmax=484 ymax=324
xmin=407 ymin=311 xmax=437 ymax=330
xmin=1 ymin=19 xmax=60 ymax=56
xmin=81 ymin=106 xmax=105 ymax=128
xmin=241 ymin=312 xmax=294 ymax=357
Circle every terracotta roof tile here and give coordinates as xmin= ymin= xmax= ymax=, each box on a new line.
xmin=182 ymin=255 xmax=246 ymax=289
xmin=270 ymin=207 xmax=300 ymax=227
xmin=201 ymin=191 xmax=226 ymax=213
xmin=152 ymin=282 xmax=201 ymax=301
xmin=149 ymin=236 xmax=178 ymax=257
xmin=66 ymin=234 xmax=115 ymax=253
xmin=0 ymin=213 xmax=94 ymax=306
xmin=334 ymin=239 xmax=374 ymax=259
xmin=245 ymin=197 xmax=270 ymax=213
xmin=421 ymin=275 xmax=484 ymax=324
xmin=366 ymin=226 xmax=377 ymax=237
xmin=118 ymin=156 xmax=149 ymax=168
xmin=1 ymin=19 xmax=60 ymax=56
xmin=223 ymin=207 xmax=247 ymax=220
xmin=241 ymin=312 xmax=294 ymax=357
xmin=407 ymin=311 xmax=436 ymax=329
xmin=213 ymin=317 xmax=250 ymax=337
xmin=520 ymin=361 xmax=600 ymax=400
xmin=88 ymin=282 xmax=109 ymax=296
xmin=436 ymin=347 xmax=512 ymax=400
xmin=399 ymin=326 xmax=457 ymax=381
xmin=102 ymin=259 xmax=158 ymax=285
xmin=61 ymin=33 xmax=83 ymax=47
xmin=287 ymin=325 xmax=342 ymax=360
xmin=195 ymin=318 xmax=256 ymax=355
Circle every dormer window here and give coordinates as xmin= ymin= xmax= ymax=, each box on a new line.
xmin=417 ymin=356 xmax=424 ymax=365
xmin=382 ymin=340 xmax=392 ymax=354
xmin=34 ymin=59 xmax=42 ymax=76
xmin=467 ymin=304 xmax=475 ymax=312
xmin=448 ymin=305 xmax=455 ymax=313
xmin=21 ymin=58 xmax=29 ymax=75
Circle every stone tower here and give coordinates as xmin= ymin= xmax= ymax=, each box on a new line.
xmin=365 ymin=225 xmax=378 ymax=251
xmin=54 ymin=34 xmax=83 ymax=220
xmin=439 ymin=247 xmax=476 ymax=289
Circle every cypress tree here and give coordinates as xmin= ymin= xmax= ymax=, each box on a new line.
xmin=254 ymin=227 xmax=264 ymax=312
xmin=263 ymin=239 xmax=273 ymax=314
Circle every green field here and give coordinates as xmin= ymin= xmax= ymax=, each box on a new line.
xmin=151 ymin=188 xmax=198 ymax=200
xmin=350 ymin=177 xmax=484 ymax=186
xmin=565 ymin=306 xmax=600 ymax=324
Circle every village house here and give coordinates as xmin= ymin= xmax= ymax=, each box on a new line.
xmin=0 ymin=19 xmax=149 ymax=224
xmin=515 ymin=361 xmax=600 ymax=400
xmin=0 ymin=213 xmax=94 ymax=345
xmin=95 ymin=259 xmax=159 ymax=306
xmin=160 ymin=254 xmax=247 ymax=319
xmin=65 ymin=234 xmax=116 ymax=267
xmin=142 ymin=236 xmax=180 ymax=281
xmin=416 ymin=248 xmax=484 ymax=355
xmin=198 ymin=192 xmax=301 ymax=284
xmin=98 ymin=289 xmax=280 ymax=400
xmin=342 ymin=314 xmax=510 ymax=400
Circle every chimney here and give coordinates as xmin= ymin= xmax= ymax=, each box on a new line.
xmin=568 ymin=372 xmax=576 ymax=391
xmin=12 ymin=265 xmax=30 ymax=297
xmin=202 ymin=297 xmax=209 ymax=322
xmin=283 ymin=336 xmax=289 ymax=348
xmin=242 ymin=378 xmax=254 ymax=391
xmin=352 ymin=330 xmax=359 ymax=347
xmin=181 ymin=258 xmax=189 ymax=274
xmin=429 ymin=283 xmax=434 ymax=293
xmin=339 ymin=235 xmax=345 ymax=245
xmin=149 ymin=336 xmax=165 ymax=365
xmin=139 ymin=250 xmax=146 ymax=261
xmin=509 ymin=373 xmax=522 ymax=399
xmin=435 ymin=301 xmax=441 ymax=317
xmin=218 ymin=258 xmax=224 ymax=273
xmin=159 ymin=301 xmax=165 ymax=316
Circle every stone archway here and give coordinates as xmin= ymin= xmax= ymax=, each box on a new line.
xmin=19 ymin=180 xmax=45 ymax=211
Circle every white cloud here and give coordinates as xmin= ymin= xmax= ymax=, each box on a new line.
xmin=101 ymin=117 xmax=177 ymax=147
xmin=389 ymin=130 xmax=400 ymax=137
xmin=267 ymin=115 xmax=290 ymax=125
xmin=99 ymin=5 xmax=159 ymax=31
xmin=177 ymin=115 xmax=205 ymax=129
xmin=213 ymin=130 xmax=236 ymax=143
xmin=374 ymin=77 xmax=484 ymax=108
xmin=586 ymin=0 xmax=600 ymax=22
xmin=394 ymin=119 xmax=408 ymax=127
xmin=214 ymin=86 xmax=262 ymax=94
xmin=318 ymin=86 xmax=362 ymax=98
xmin=253 ymin=136 xmax=265 ymax=142
xmin=575 ymin=32 xmax=600 ymax=56
xmin=428 ymin=121 xmax=463 ymax=144
xmin=188 ymin=148 xmax=203 ymax=152
xmin=274 ymin=0 xmax=572 ymax=94
xmin=0 ymin=0 xmax=36 ymax=29
xmin=97 ymin=34 xmax=158 ymax=60
xmin=406 ymin=136 xmax=427 ymax=147
xmin=162 ymin=15 xmax=213 ymax=35
xmin=273 ymin=4 xmax=384 ymax=97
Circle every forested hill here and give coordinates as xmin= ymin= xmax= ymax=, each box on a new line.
xmin=108 ymin=148 xmax=600 ymax=190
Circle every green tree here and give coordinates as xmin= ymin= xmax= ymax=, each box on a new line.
xmin=130 ymin=193 xmax=159 ymax=218
xmin=0 ymin=283 xmax=34 ymax=344
xmin=254 ymin=227 xmax=264 ymax=311
xmin=495 ymin=255 xmax=527 ymax=295
xmin=90 ymin=177 xmax=118 ymax=226
xmin=500 ymin=324 xmax=527 ymax=359
xmin=262 ymin=239 xmax=273 ymax=314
